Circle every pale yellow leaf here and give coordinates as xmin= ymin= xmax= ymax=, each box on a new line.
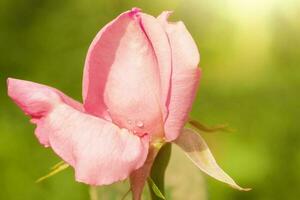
xmin=174 ymin=128 xmax=250 ymax=191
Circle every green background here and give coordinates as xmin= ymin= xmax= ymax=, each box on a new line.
xmin=1 ymin=0 xmax=299 ymax=199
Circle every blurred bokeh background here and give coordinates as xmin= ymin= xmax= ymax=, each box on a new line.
xmin=1 ymin=0 xmax=299 ymax=199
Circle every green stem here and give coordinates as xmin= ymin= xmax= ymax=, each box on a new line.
xmin=148 ymin=143 xmax=172 ymax=200
xmin=89 ymin=186 xmax=99 ymax=200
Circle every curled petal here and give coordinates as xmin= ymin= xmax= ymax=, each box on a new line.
xmin=139 ymin=13 xmax=172 ymax=119
xmin=157 ymin=11 xmax=200 ymax=70
xmin=8 ymin=78 xmax=149 ymax=185
xmin=174 ymin=128 xmax=250 ymax=191
xmin=83 ymin=8 xmax=164 ymax=138
xmin=157 ymin=11 xmax=201 ymax=141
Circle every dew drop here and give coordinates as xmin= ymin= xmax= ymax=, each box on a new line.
xmin=136 ymin=120 xmax=144 ymax=128
xmin=127 ymin=120 xmax=132 ymax=124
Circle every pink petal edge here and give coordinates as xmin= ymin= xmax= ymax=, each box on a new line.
xmin=7 ymin=78 xmax=149 ymax=185
xmin=158 ymin=11 xmax=201 ymax=141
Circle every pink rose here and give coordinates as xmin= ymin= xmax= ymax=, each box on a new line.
xmin=8 ymin=8 xmax=247 ymax=199
xmin=7 ymin=8 xmax=200 ymax=186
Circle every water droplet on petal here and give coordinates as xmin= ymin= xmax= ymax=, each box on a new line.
xmin=136 ymin=120 xmax=144 ymax=128
xmin=128 ymin=120 xmax=132 ymax=124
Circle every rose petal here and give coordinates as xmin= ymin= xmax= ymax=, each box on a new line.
xmin=158 ymin=11 xmax=201 ymax=141
xmin=7 ymin=78 xmax=149 ymax=185
xmin=7 ymin=78 xmax=83 ymax=146
xmin=83 ymin=8 xmax=164 ymax=138
xmin=174 ymin=128 xmax=250 ymax=191
xmin=139 ymin=13 xmax=172 ymax=119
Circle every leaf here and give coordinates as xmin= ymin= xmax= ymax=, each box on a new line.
xmin=147 ymin=177 xmax=166 ymax=200
xmin=188 ymin=118 xmax=233 ymax=133
xmin=174 ymin=128 xmax=251 ymax=191
xmin=36 ymin=161 xmax=69 ymax=183
xmin=149 ymin=143 xmax=171 ymax=200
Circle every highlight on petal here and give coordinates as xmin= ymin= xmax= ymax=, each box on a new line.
xmin=174 ymin=128 xmax=250 ymax=191
xmin=157 ymin=11 xmax=201 ymax=141
xmin=139 ymin=13 xmax=172 ymax=119
xmin=83 ymin=8 xmax=164 ymax=138
xmin=8 ymin=78 xmax=149 ymax=185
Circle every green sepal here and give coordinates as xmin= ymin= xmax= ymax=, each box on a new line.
xmin=148 ymin=143 xmax=171 ymax=200
xmin=148 ymin=177 xmax=166 ymax=200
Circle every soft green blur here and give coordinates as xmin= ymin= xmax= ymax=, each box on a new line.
xmin=1 ymin=0 xmax=299 ymax=199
